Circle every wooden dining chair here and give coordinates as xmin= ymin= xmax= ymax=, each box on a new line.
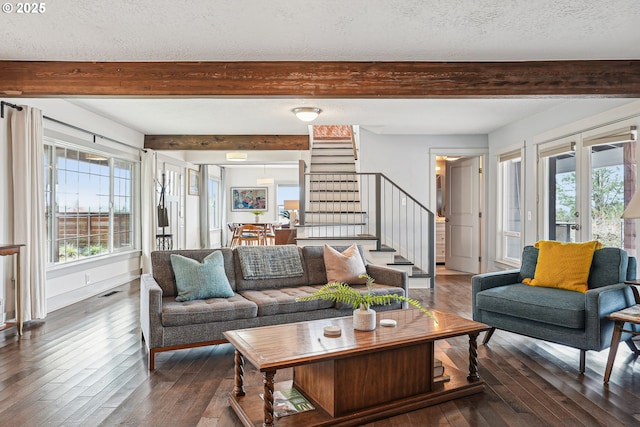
xmin=237 ymin=224 xmax=265 ymax=246
xmin=228 ymin=223 xmax=240 ymax=248
xmin=263 ymin=223 xmax=276 ymax=245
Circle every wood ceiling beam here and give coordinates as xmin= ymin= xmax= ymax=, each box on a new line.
xmin=144 ymin=134 xmax=309 ymax=151
xmin=1 ymin=60 xmax=640 ymax=97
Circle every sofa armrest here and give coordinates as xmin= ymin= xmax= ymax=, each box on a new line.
xmin=140 ymin=273 xmax=164 ymax=350
xmin=471 ymin=270 xmax=520 ymax=320
xmin=585 ymin=283 xmax=637 ymax=350
xmin=366 ymin=264 xmax=409 ymax=307
xmin=472 ymin=270 xmax=520 ymax=293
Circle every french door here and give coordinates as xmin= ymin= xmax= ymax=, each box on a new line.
xmin=538 ymin=121 xmax=638 ymax=256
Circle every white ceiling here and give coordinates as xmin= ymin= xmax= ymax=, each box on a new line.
xmin=3 ymin=0 xmax=640 ymax=135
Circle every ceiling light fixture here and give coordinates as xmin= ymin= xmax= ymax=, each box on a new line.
xmin=257 ymin=165 xmax=274 ymax=185
xmin=226 ymin=152 xmax=247 ymax=161
xmin=292 ymin=107 xmax=321 ymax=122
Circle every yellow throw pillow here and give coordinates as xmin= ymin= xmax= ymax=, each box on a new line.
xmin=523 ymin=240 xmax=600 ymax=293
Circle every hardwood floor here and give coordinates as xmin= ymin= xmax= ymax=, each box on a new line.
xmin=0 ymin=274 xmax=639 ymax=426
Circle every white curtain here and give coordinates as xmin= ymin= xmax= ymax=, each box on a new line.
xmin=140 ymin=149 xmax=157 ymax=274
xmin=10 ymin=106 xmax=46 ymax=322
xmin=199 ymin=165 xmax=210 ymax=248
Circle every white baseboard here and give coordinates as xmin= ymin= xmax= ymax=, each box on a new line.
xmin=47 ymin=270 xmax=140 ymax=313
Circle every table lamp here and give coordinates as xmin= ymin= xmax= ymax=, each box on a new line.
xmin=622 ymin=190 xmax=640 ymax=219
xmin=284 ymin=200 xmax=299 ymax=226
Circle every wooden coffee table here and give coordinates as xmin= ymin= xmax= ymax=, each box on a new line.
xmin=224 ymin=309 xmax=489 ymax=427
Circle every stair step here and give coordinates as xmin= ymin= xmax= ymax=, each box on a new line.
xmin=308 ymin=194 xmax=360 ymax=202
xmin=310 ymin=168 xmax=357 ymax=173
xmin=298 ymin=222 xmax=366 ymax=227
xmin=389 ymin=260 xmax=414 ymax=266
xmin=311 ymin=156 xmax=353 ymax=166
xmin=307 ymin=202 xmax=361 ymax=211
xmin=311 ymin=149 xmax=355 ymax=156
xmin=312 ymin=142 xmax=353 ymax=148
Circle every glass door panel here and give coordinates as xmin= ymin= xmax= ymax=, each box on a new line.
xmin=590 ymin=141 xmax=637 ymax=256
xmin=544 ymin=151 xmax=578 ymax=242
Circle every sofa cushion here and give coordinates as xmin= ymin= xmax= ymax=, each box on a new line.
xmin=152 ymin=249 xmax=235 ymax=297
xmin=240 ymin=286 xmax=335 ymax=317
xmin=588 ymin=247 xmax=629 ymax=288
xmin=524 ymin=240 xmax=599 ymax=293
xmin=476 ymin=283 xmax=586 ymax=329
xmin=170 ymin=251 xmax=234 ymax=302
xmin=517 ymin=245 xmax=539 ymax=283
xmin=518 ymin=245 xmax=630 ymax=290
xmin=303 ymin=245 xmax=369 ymax=285
xmin=161 ymin=294 xmax=258 ymax=327
xmin=324 ymin=243 xmax=368 ymax=284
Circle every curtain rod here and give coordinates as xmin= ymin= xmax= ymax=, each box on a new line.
xmin=0 ymin=101 xmax=23 ymax=118
xmin=1 ymin=100 xmax=145 ymax=153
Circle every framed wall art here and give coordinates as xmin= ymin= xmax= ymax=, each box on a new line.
xmin=231 ymin=187 xmax=268 ymax=211
xmin=188 ymin=168 xmax=200 ymax=196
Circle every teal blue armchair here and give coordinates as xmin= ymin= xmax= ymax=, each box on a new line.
xmin=472 ymin=246 xmax=639 ymax=373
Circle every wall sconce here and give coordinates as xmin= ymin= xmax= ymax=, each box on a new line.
xmin=292 ymin=107 xmax=321 ymax=122
xmin=226 ymin=152 xmax=247 ymax=161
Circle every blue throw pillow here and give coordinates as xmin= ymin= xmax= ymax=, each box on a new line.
xmin=170 ymin=251 xmax=234 ymax=302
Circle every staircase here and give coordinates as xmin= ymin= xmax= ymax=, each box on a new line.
xmin=296 ymin=126 xmax=435 ymax=288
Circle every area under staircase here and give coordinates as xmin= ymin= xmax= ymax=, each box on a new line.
xmin=296 ymin=125 xmax=436 ymax=288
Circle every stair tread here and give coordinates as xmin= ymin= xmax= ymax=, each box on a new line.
xmin=298 ymin=222 xmax=366 ymax=227
xmin=388 ymin=261 xmax=414 ymax=266
xmin=309 ymin=189 xmax=359 ymax=192
xmin=296 ymin=235 xmax=378 ymax=241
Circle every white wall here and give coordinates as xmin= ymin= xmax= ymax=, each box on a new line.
xmin=486 ymin=99 xmax=640 ymax=271
xmin=359 ymin=130 xmax=488 ymax=208
xmin=224 ymin=166 xmax=300 ymax=225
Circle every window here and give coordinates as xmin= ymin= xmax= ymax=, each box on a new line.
xmin=277 ymin=184 xmax=299 ymax=220
xmin=497 ymin=150 xmax=522 ymax=263
xmin=45 ymin=139 xmax=136 ymax=265
xmin=208 ymin=177 xmax=220 ymax=229
xmin=586 ymin=127 xmax=637 ymax=256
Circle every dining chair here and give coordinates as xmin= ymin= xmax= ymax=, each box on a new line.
xmin=237 ymin=224 xmax=265 ymax=246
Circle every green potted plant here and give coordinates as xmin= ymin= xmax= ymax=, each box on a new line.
xmin=296 ymin=274 xmax=437 ymax=331
xmin=252 ymin=210 xmax=264 ymax=222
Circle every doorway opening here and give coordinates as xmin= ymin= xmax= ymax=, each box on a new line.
xmin=432 ymin=151 xmax=485 ymax=275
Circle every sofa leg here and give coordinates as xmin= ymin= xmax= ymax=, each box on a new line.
xmin=579 ymin=350 xmax=586 ymax=373
xmin=482 ymin=328 xmax=496 ymax=345
xmin=149 ymin=349 xmax=156 ymax=371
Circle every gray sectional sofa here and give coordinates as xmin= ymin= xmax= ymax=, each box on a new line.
xmin=140 ymin=245 xmax=408 ymax=370
xmin=472 ymin=246 xmax=639 ymax=373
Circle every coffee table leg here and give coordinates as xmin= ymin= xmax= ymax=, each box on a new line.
xmin=467 ymin=332 xmax=480 ymax=382
xmin=263 ymin=370 xmax=275 ymax=427
xmin=604 ymin=320 xmax=623 ymax=384
xmin=233 ymin=350 xmax=245 ymax=397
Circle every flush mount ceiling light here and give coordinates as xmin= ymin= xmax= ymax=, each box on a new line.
xmin=226 ymin=152 xmax=247 ymax=161
xmin=292 ymin=107 xmax=321 ymax=122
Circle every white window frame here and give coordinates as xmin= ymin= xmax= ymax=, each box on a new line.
xmin=496 ymin=146 xmax=523 ymax=265
xmin=44 ymin=135 xmax=140 ymax=267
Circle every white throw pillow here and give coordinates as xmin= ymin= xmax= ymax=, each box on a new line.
xmin=323 ymin=243 xmax=368 ymax=284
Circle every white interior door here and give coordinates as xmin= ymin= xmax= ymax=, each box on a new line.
xmin=445 ymin=157 xmax=481 ymax=273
